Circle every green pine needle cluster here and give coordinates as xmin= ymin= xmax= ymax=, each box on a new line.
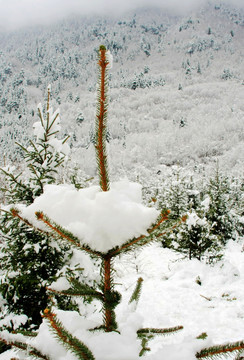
xmin=137 ymin=325 xmax=184 ymax=337
xmin=196 ymin=332 xmax=208 ymax=340
xmin=0 ymin=336 xmax=51 ymax=360
xmin=43 ymin=309 xmax=95 ymax=360
xmin=129 ymin=277 xmax=144 ymax=305
xmin=35 ymin=211 xmax=102 ymax=257
xmin=195 ymin=340 xmax=244 ymax=359
xmin=137 ymin=326 xmax=184 ymax=357
xmin=48 ymin=277 xmax=103 ymax=300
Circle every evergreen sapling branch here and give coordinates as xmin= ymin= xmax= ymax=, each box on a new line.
xmin=0 ymin=335 xmax=51 ymax=360
xmin=43 ymin=309 xmax=95 ymax=360
xmin=196 ymin=340 xmax=244 ymax=359
xmin=129 ymin=277 xmax=144 ymax=305
xmin=137 ymin=326 xmax=183 ymax=357
xmin=35 ymin=211 xmax=102 ymax=257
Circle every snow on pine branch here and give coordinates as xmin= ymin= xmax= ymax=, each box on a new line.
xmin=20 ymin=180 xmax=159 ymax=253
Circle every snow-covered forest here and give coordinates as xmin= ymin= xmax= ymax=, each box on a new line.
xmin=0 ymin=1 xmax=244 ymax=359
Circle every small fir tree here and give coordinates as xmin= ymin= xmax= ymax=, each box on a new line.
xmin=161 ymin=170 xmax=223 ymax=261
xmin=0 ymin=86 xmax=72 ymax=330
xmin=0 ymin=85 xmax=69 ymax=204
xmin=206 ymin=167 xmax=235 ymax=245
xmin=173 ymin=208 xmax=221 ymax=261
xmin=162 ymin=168 xmax=188 ymax=220
xmin=0 ymin=46 xmax=185 ymax=359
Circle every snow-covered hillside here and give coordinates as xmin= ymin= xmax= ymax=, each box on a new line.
xmin=0 ymin=2 xmax=244 ymax=177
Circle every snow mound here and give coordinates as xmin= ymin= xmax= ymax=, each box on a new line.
xmin=21 ymin=180 xmax=159 ymax=253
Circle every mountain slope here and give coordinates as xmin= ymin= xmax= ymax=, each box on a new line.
xmin=0 ymin=2 xmax=243 ymax=177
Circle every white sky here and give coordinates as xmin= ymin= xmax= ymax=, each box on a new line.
xmin=0 ymin=0 xmax=243 ymax=31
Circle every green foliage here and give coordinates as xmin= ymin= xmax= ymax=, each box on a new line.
xmin=206 ymin=169 xmax=235 ymax=245
xmin=139 ymin=336 xmax=151 ymax=357
xmin=0 ymin=340 xmax=9 ymax=355
xmin=137 ymin=326 xmax=184 ymax=336
xmin=129 ymin=277 xmax=143 ymax=305
xmin=0 ymin=86 xmax=69 ymax=205
xmin=0 ymin=213 xmax=70 ymax=328
xmin=196 ymin=332 xmax=208 ymax=340
xmin=137 ymin=326 xmax=184 ymax=357
xmin=0 ymin=87 xmax=72 ymax=332
xmin=0 ymin=168 xmax=35 ymax=204
xmin=43 ymin=309 xmax=95 ymax=360
xmin=53 ymin=276 xmax=103 ymax=300
xmin=160 ymin=167 xmax=240 ymax=261
xmin=0 ymin=335 xmax=51 ymax=359
xmin=195 ymin=340 xmax=244 ymax=359
xmin=173 ymin=209 xmax=222 ymax=261
xmin=103 ymin=289 xmax=121 ymax=310
xmin=162 ymin=169 xmax=188 ymax=219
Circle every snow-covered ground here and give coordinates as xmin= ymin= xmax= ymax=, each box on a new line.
xmin=1 ymin=239 xmax=243 ymax=359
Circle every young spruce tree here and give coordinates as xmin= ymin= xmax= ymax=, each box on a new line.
xmin=0 ymin=86 xmax=71 ymax=330
xmin=0 ymin=46 xmax=186 ymax=359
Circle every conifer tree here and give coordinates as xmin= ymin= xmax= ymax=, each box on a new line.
xmin=206 ymin=167 xmax=235 ymax=245
xmin=160 ymin=170 xmax=223 ymax=261
xmin=0 ymin=86 xmax=71 ymax=330
xmin=0 ymin=46 xmax=185 ymax=359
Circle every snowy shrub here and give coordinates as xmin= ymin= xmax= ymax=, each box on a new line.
xmin=159 ymin=167 xmax=240 ymax=261
xmin=206 ymin=168 xmax=237 ymax=244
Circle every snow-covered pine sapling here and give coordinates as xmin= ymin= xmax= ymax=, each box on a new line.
xmin=6 ymin=46 xmax=185 ymax=359
xmin=30 ymin=46 xmax=184 ymax=332
xmin=206 ymin=167 xmax=234 ymax=245
xmin=0 ymin=85 xmax=69 ymax=203
xmin=17 ymin=85 xmax=70 ymax=196
xmin=0 ymin=87 xmax=71 ymax=332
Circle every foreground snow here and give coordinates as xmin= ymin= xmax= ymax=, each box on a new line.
xmin=1 ymin=239 xmax=243 ymax=360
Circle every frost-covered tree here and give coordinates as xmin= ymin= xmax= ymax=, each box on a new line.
xmin=160 ymin=170 xmax=224 ymax=261
xmin=0 ymin=86 xmax=69 ymax=203
xmin=0 ymin=86 xmax=71 ymax=330
xmin=172 ymin=206 xmax=221 ymax=261
xmin=206 ymin=168 xmax=235 ymax=245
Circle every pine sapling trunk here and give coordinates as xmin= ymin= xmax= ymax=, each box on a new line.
xmin=103 ymin=255 xmax=113 ymax=332
xmin=96 ymin=45 xmax=110 ymax=192
xmin=96 ymin=46 xmax=117 ymax=331
xmin=95 ymin=45 xmax=117 ymax=332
